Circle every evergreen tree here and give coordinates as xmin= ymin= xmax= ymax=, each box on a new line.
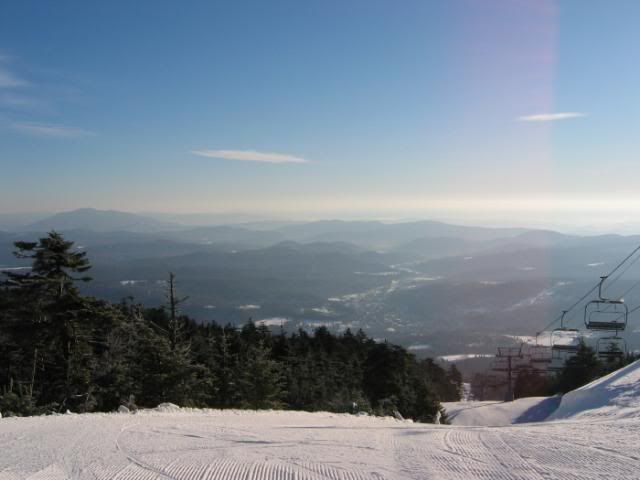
xmin=212 ymin=325 xmax=241 ymax=407
xmin=445 ymin=364 xmax=464 ymax=401
xmin=553 ymin=341 xmax=602 ymax=393
xmin=363 ymin=343 xmax=413 ymax=415
xmin=3 ymin=231 xmax=91 ymax=301
xmin=600 ymin=340 xmax=626 ymax=371
xmin=237 ymin=341 xmax=283 ymax=409
xmin=1 ymin=232 xmax=98 ymax=411
xmin=514 ymin=367 xmax=550 ymax=398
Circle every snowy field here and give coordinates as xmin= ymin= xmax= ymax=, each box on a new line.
xmin=2 ymin=361 xmax=640 ymax=480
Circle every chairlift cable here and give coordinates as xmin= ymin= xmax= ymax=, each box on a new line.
xmin=611 ymin=301 xmax=640 ymax=322
xmin=540 ymin=284 xmax=599 ymax=333
xmin=603 ymin=250 xmax=640 ymax=294
xmin=539 ymin=243 xmax=640 ymax=333
xmin=588 ymin=261 xmax=640 ymax=319
xmin=488 ymin=244 xmax=640 ymax=385
xmin=599 ymin=277 xmax=640 ymax=315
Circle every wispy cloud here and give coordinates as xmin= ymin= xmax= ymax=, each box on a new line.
xmin=0 ymin=54 xmax=85 ymax=137
xmin=0 ymin=55 xmax=29 ymax=88
xmin=517 ymin=112 xmax=587 ymax=122
xmin=191 ymin=149 xmax=310 ymax=164
xmin=0 ymin=68 xmax=29 ymax=88
xmin=12 ymin=122 xmax=95 ymax=138
xmin=0 ymin=92 xmax=39 ymax=108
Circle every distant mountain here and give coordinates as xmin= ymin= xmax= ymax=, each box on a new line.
xmin=143 ymin=212 xmax=293 ymax=227
xmin=24 ymin=208 xmax=182 ymax=233
xmin=393 ymin=236 xmax=479 ymax=259
xmin=484 ymin=230 xmax=574 ymax=251
xmin=5 ymin=213 xmax=640 ymax=355
xmin=277 ymin=220 xmax=384 ymax=240
xmin=271 ymin=240 xmax=366 ymax=255
xmin=276 ymin=220 xmax=529 ymax=250
xmin=414 ymin=235 xmax=640 ymax=282
xmin=18 ymin=211 xmax=560 ymax=253
xmin=391 ymin=230 xmax=576 ymax=260
xmin=160 ymin=225 xmax=286 ymax=248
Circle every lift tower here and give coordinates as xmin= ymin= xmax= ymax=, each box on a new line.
xmin=494 ymin=345 xmax=524 ymax=402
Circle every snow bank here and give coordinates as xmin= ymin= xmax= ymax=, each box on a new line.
xmin=441 ymin=400 xmax=498 ymax=421
xmin=548 ymin=359 xmax=640 ymax=421
xmin=443 ymin=396 xmax=558 ymax=426
xmin=153 ymin=402 xmax=181 ymax=413
xmin=445 ymin=360 xmax=640 ymax=426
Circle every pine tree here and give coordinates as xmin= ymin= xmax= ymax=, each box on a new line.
xmin=363 ymin=343 xmax=410 ymax=414
xmin=1 ymin=232 xmax=97 ymax=411
xmin=237 ymin=341 xmax=283 ymax=409
xmin=3 ymin=231 xmax=91 ymax=302
xmin=514 ymin=366 xmax=550 ymax=398
xmin=553 ymin=341 xmax=602 ymax=393
xmin=211 ymin=325 xmax=241 ymax=407
xmin=445 ymin=364 xmax=464 ymax=401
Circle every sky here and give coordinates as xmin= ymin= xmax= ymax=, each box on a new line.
xmin=1 ymin=0 xmax=639 ymax=226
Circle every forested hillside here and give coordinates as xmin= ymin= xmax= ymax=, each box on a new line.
xmin=0 ymin=232 xmax=461 ymax=420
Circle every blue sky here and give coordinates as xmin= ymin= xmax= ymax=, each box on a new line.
xmin=1 ymin=0 xmax=639 ymax=224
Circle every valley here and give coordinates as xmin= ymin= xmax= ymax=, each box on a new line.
xmin=2 ymin=209 xmax=640 ymax=357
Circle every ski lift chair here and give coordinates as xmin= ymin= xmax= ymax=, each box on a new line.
xmin=529 ymin=345 xmax=553 ymax=364
xmin=584 ymin=276 xmax=628 ymax=332
xmin=550 ymin=310 xmax=581 ymax=357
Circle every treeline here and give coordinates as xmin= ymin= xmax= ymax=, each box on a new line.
xmin=0 ymin=232 xmax=461 ymax=420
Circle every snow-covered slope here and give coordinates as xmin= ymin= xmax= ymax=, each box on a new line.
xmin=445 ymin=360 xmax=640 ymax=427
xmin=548 ymin=359 xmax=640 ymax=421
xmin=443 ymin=396 xmax=561 ymax=426
xmin=2 ymin=403 xmax=640 ymax=480
xmin=3 ymin=362 xmax=640 ymax=480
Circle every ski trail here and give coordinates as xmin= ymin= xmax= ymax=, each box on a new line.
xmin=2 ymin=410 xmax=640 ymax=479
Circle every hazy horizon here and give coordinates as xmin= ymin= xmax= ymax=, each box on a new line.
xmin=3 ymin=206 xmax=640 ymax=236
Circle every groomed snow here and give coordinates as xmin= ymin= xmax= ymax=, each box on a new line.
xmin=0 ymin=408 xmax=638 ymax=479
xmin=443 ymin=396 xmax=560 ymax=426
xmin=549 ymin=359 xmax=640 ymax=421
xmin=3 ymin=361 xmax=640 ymax=480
